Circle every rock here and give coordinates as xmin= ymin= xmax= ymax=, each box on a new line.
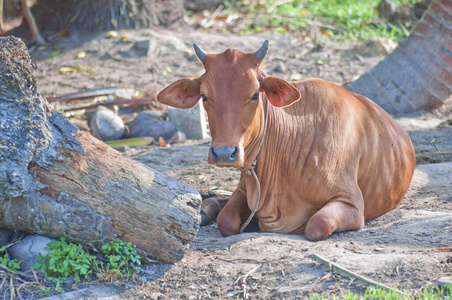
xmin=290 ymin=73 xmax=303 ymax=81
xmin=121 ymin=39 xmax=152 ymax=57
xmin=377 ymin=0 xmax=396 ymax=20
xmin=144 ymin=31 xmax=191 ymax=58
xmin=438 ymin=276 xmax=452 ymax=288
xmin=167 ymin=102 xmax=209 ymax=140
xmin=270 ymin=62 xmax=287 ymax=74
xmin=114 ymin=88 xmax=139 ymax=100
xmin=41 ymin=284 xmax=127 ymax=300
xmin=169 ymin=131 xmax=187 ymax=143
xmin=8 ymin=235 xmax=57 ymax=271
xmin=128 ymin=111 xmax=178 ymax=140
xmin=89 ymin=107 xmax=125 ymax=141
xmin=0 ymin=228 xmax=14 ymax=246
xmin=352 ymin=37 xmax=398 ymax=57
xmin=184 ymin=0 xmax=224 ymax=12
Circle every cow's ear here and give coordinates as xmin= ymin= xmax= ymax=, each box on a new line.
xmin=157 ymin=78 xmax=201 ymax=109
xmin=260 ymin=77 xmax=301 ymax=107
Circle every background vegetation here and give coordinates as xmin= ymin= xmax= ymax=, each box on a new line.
xmin=191 ymin=0 xmax=424 ymax=41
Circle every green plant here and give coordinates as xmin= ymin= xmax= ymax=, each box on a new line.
xmin=33 ymin=237 xmax=96 ymax=292
xmin=308 ymin=284 xmax=452 ymax=300
xmin=0 ymin=246 xmax=20 ymax=274
xmin=101 ymin=240 xmax=141 ymax=278
xmin=32 ymin=238 xmax=142 ymax=292
xmin=93 ymin=259 xmax=124 ymax=282
xmin=39 ymin=286 xmax=52 ymax=296
xmin=220 ymin=0 xmax=418 ymax=41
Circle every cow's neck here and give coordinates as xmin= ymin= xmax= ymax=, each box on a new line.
xmin=242 ymin=98 xmax=269 ymax=172
xmin=240 ymin=99 xmax=269 ymax=232
xmin=245 ymin=100 xmax=269 ymax=175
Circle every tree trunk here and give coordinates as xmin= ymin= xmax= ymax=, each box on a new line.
xmin=12 ymin=0 xmax=185 ymax=38
xmin=347 ymin=0 xmax=452 ymax=116
xmin=19 ymin=0 xmax=45 ymax=44
xmin=0 ymin=36 xmax=201 ymax=263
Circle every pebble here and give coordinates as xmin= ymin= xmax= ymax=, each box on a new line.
xmin=128 ymin=111 xmax=178 ymax=140
xmin=438 ymin=276 xmax=452 ymax=287
xmin=89 ymin=107 xmax=125 ymax=141
xmin=8 ymin=235 xmax=57 ymax=271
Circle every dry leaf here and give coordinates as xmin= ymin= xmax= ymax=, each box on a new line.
xmin=158 ymin=137 xmax=168 ymax=147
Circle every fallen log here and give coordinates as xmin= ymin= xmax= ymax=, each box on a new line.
xmin=0 ymin=36 xmax=201 ymax=263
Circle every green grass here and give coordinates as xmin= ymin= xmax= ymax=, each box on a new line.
xmin=219 ymin=0 xmax=420 ymax=41
xmin=307 ymin=285 xmax=452 ymax=300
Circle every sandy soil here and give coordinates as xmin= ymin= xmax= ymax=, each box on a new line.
xmin=26 ymin=27 xmax=452 ymax=299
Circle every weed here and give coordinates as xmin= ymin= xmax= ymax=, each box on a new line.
xmin=33 ymin=237 xmax=96 ymax=292
xmin=33 ymin=239 xmax=142 ymax=292
xmin=307 ymin=284 xmax=452 ymax=299
xmin=0 ymin=246 xmax=20 ymax=274
xmin=219 ymin=0 xmax=419 ymax=41
xmin=93 ymin=259 xmax=124 ymax=283
xmin=101 ymin=240 xmax=141 ymax=278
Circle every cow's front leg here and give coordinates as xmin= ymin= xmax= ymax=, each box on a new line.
xmin=304 ymin=195 xmax=365 ymax=241
xmin=216 ymin=190 xmax=252 ymax=236
xmin=200 ymin=197 xmax=229 ymax=226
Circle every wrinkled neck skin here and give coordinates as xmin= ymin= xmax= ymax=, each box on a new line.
xmin=241 ymin=95 xmax=269 ymax=172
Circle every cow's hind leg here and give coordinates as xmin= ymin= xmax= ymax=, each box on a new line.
xmin=200 ymin=197 xmax=229 ymax=226
xmin=304 ymin=196 xmax=364 ymax=241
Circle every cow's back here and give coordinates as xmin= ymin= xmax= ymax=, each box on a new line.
xmin=288 ymin=79 xmax=416 ymax=221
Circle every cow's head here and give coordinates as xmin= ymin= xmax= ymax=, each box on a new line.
xmin=157 ymin=41 xmax=301 ymax=171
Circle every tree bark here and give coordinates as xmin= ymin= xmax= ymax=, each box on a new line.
xmin=13 ymin=0 xmax=185 ymax=37
xmin=347 ymin=0 xmax=452 ymax=116
xmin=19 ymin=0 xmax=45 ymax=44
xmin=0 ymin=36 xmax=201 ymax=263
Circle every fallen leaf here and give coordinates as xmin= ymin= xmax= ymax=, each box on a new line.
xmin=158 ymin=137 xmax=168 ymax=147
xmin=60 ymin=67 xmax=77 ymax=74
xmin=106 ymin=31 xmax=118 ymax=38
xmin=76 ymin=51 xmax=86 ymax=59
xmin=49 ymin=49 xmax=60 ymax=58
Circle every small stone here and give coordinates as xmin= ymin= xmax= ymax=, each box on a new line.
xmin=89 ymin=107 xmax=125 ymax=141
xmin=377 ymin=0 xmax=396 ymax=20
xmin=128 ymin=111 xmax=178 ymax=140
xmin=114 ymin=88 xmax=139 ymax=100
xmin=291 ymin=73 xmax=303 ymax=81
xmin=167 ymin=102 xmax=209 ymax=140
xmin=438 ymin=276 xmax=452 ymax=287
xmin=9 ymin=235 xmax=57 ymax=271
xmin=169 ymin=131 xmax=187 ymax=143
xmin=353 ymin=37 xmax=398 ymax=57
xmin=271 ymin=62 xmax=287 ymax=73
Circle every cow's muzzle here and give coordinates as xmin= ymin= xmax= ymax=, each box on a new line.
xmin=210 ymin=146 xmax=239 ymax=165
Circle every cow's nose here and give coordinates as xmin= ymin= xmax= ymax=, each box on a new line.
xmin=211 ymin=147 xmax=239 ymax=164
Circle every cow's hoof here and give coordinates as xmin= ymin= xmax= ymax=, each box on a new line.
xmin=200 ymin=211 xmax=211 ymax=226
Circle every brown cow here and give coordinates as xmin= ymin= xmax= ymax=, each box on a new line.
xmin=157 ymin=41 xmax=416 ymax=240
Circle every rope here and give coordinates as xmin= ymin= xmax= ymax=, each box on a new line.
xmin=239 ymin=101 xmax=269 ymax=233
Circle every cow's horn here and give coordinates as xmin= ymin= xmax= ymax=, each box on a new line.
xmin=193 ymin=43 xmax=207 ymax=63
xmin=255 ymin=40 xmax=269 ymax=61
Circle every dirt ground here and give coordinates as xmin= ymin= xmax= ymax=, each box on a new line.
xmin=26 ymin=27 xmax=452 ymax=299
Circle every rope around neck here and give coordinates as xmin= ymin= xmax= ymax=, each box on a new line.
xmin=239 ymin=101 xmax=269 ymax=233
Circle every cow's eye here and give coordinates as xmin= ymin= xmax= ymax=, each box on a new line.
xmin=251 ymin=92 xmax=259 ymax=101
xmin=201 ymin=94 xmax=208 ymax=102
